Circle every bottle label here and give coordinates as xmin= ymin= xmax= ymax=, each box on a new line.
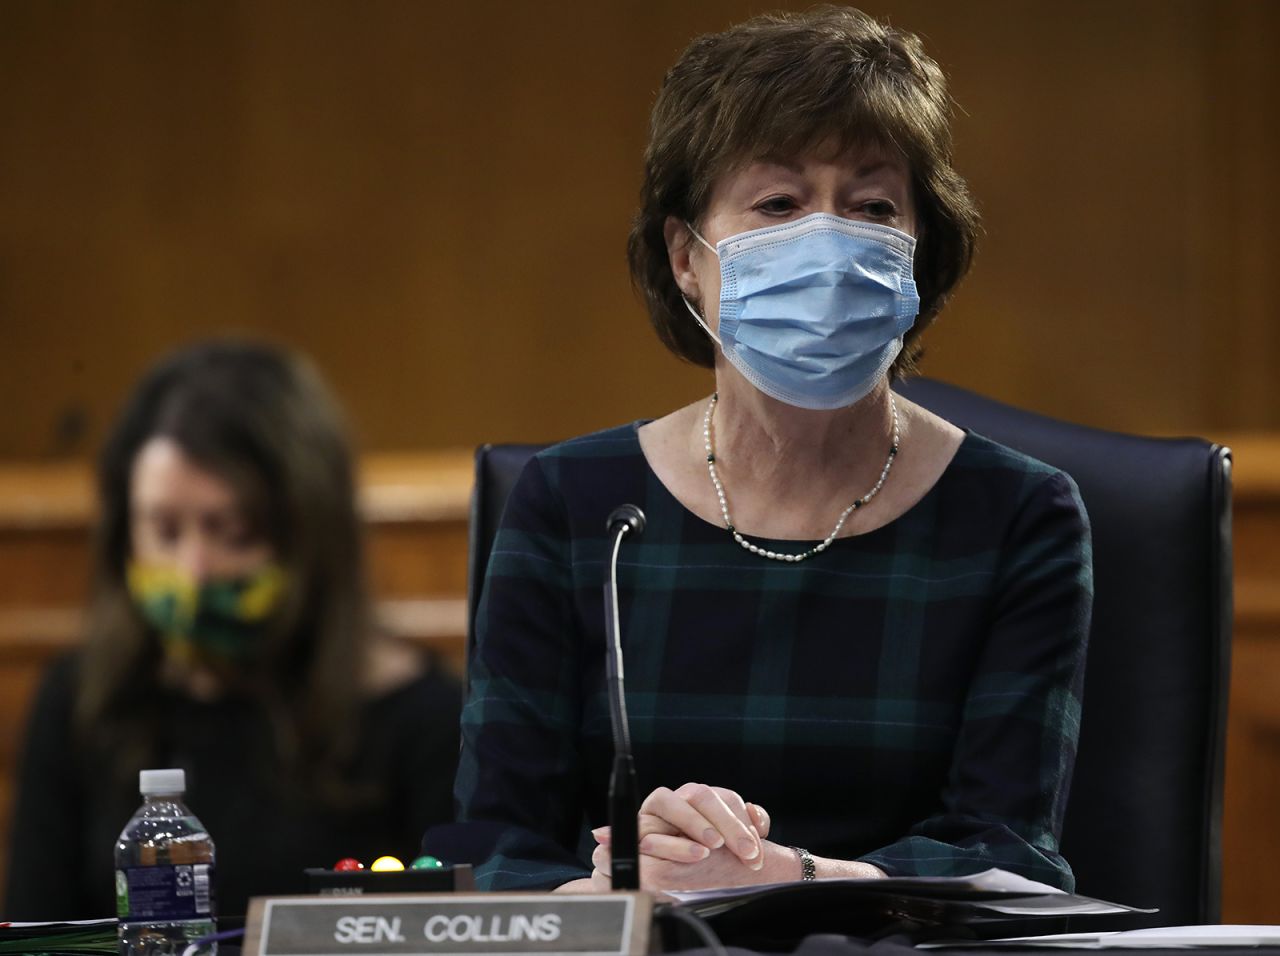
xmin=117 ymin=864 xmax=215 ymax=920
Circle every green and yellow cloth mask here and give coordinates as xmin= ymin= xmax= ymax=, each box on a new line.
xmin=127 ymin=562 xmax=287 ymax=664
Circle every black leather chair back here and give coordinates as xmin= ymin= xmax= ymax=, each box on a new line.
xmin=894 ymin=379 xmax=1232 ymax=925
xmin=467 ymin=442 xmax=551 ymax=668
xmin=467 ymin=379 xmax=1233 ymax=925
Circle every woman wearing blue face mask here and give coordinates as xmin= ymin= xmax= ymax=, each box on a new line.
xmin=5 ymin=341 xmax=462 ymax=919
xmin=451 ymin=7 xmax=1091 ymax=895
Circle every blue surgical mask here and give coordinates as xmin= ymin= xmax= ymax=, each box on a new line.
xmin=683 ymin=213 xmax=921 ymax=410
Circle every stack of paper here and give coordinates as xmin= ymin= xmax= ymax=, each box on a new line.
xmin=925 ymin=925 xmax=1280 ymax=949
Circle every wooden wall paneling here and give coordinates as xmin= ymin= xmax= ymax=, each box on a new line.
xmin=2 ymin=1 xmax=1279 ymax=462
xmin=1203 ymin=0 xmax=1280 ymax=895
xmin=1224 ymin=632 xmax=1280 ymax=923
xmin=367 ymin=522 xmax=468 ymax=599
xmin=0 ymin=529 xmax=92 ymax=610
xmin=1199 ymin=0 xmax=1280 ymax=427
xmin=1221 ymin=435 xmax=1280 ymax=923
xmin=359 ymin=451 xmax=472 ymax=670
xmin=367 ymin=517 xmax=471 ymax=671
xmin=0 ymin=662 xmax=47 ymax=908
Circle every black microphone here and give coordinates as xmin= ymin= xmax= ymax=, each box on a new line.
xmin=603 ymin=504 xmax=645 ymax=891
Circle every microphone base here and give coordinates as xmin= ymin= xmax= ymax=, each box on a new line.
xmin=609 ymin=753 xmax=640 ymax=892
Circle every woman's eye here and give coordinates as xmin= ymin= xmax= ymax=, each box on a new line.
xmin=860 ymin=199 xmax=898 ymax=219
xmin=219 ymin=523 xmax=262 ymax=552
xmin=152 ymin=518 xmax=182 ymax=546
xmin=228 ymin=532 xmax=263 ymax=552
xmin=755 ymin=195 xmax=796 ymax=215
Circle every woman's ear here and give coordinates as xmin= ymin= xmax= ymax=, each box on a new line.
xmin=663 ymin=216 xmax=701 ymax=300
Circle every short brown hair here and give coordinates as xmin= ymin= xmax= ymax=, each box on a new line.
xmin=627 ymin=6 xmax=980 ymax=375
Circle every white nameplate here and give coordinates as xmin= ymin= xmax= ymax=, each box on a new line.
xmin=245 ymin=893 xmax=651 ymax=956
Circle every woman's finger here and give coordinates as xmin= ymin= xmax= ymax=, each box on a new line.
xmin=594 ymin=809 xmax=682 ymax=848
xmin=638 ymin=812 xmax=681 ymax=839
xmin=592 ymin=842 xmax=611 ymax=873
xmin=639 ymin=786 xmax=723 ymax=849
xmin=674 ymin=782 xmax=762 ymax=868
xmin=704 ymin=786 xmax=753 ymax=827
xmin=746 ymin=802 xmax=771 ymax=839
xmin=600 ymin=807 xmax=757 ymax=850
xmin=639 ymin=833 xmax=712 ymax=863
xmin=634 ymin=783 xmax=764 ymax=866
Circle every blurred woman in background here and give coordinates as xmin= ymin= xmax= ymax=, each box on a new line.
xmin=4 ymin=340 xmax=461 ymax=919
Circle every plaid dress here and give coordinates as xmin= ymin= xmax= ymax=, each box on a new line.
xmin=455 ymin=423 xmax=1092 ymax=891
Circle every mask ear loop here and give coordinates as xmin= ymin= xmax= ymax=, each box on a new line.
xmin=681 ymin=296 xmax=722 ymax=347
xmin=680 ymin=222 xmax=723 ymax=346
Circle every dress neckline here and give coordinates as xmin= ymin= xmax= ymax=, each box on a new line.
xmin=625 ymin=419 xmax=979 ymax=549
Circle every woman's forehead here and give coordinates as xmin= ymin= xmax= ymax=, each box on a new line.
xmin=711 ymin=144 xmax=911 ymax=195
xmin=761 ymin=128 xmax=907 ymax=167
xmin=711 ymin=133 xmax=906 ymax=180
xmin=130 ymin=437 xmax=253 ymax=519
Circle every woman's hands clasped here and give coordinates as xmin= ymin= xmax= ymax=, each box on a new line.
xmin=589 ymin=782 xmax=798 ymax=892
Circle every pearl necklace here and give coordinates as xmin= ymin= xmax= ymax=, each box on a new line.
xmin=702 ymin=392 xmax=900 ymax=563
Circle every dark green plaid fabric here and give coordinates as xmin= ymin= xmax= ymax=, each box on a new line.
xmin=455 ymin=423 xmax=1092 ymax=891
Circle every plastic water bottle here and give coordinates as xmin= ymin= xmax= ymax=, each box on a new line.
xmin=115 ymin=769 xmax=216 ymax=956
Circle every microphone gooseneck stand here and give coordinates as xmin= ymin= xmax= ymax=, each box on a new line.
xmin=603 ymin=504 xmax=645 ymax=891
xmin=603 ymin=505 xmax=730 ymax=955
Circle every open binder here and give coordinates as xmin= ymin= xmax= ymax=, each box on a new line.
xmin=662 ymin=869 xmax=1156 ymax=949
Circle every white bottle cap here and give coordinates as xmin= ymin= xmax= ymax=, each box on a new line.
xmin=139 ymin=768 xmax=186 ymax=795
